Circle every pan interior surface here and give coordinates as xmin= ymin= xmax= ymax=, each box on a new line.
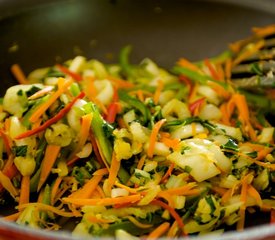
xmin=0 ymin=0 xmax=275 ymax=240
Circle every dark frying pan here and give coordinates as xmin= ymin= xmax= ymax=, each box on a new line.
xmin=0 ymin=0 xmax=275 ymax=239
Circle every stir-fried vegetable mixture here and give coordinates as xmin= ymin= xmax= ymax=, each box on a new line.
xmin=0 ymin=25 xmax=275 ymax=238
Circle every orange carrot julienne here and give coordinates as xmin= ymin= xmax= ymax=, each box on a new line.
xmin=87 ymin=215 xmax=114 ymax=224
xmin=178 ymin=58 xmax=201 ymax=72
xmin=84 ymin=76 xmax=107 ymax=114
xmin=51 ymin=177 xmax=63 ymax=205
xmin=158 ymin=183 xmax=199 ymax=196
xmin=151 ymin=199 xmax=187 ymax=236
xmin=11 ymin=64 xmax=29 ymax=85
xmin=74 ymin=113 xmax=93 ymax=155
xmin=147 ymin=119 xmax=166 ymax=158
xmin=3 ymin=212 xmax=21 ymax=222
xmin=252 ymin=24 xmax=275 ymax=38
xmin=179 ymin=75 xmax=193 ymax=90
xmin=15 ymin=91 xmax=85 ymax=140
xmin=18 ymin=202 xmax=82 ymax=218
xmin=153 ymin=80 xmax=164 ymax=104
xmin=161 ymin=162 xmax=175 ymax=183
xmin=189 ymin=97 xmax=205 ymax=116
xmin=0 ymin=163 xmax=17 ymax=193
xmin=29 ymin=77 xmax=73 ymax=123
xmin=0 ymin=170 xmax=18 ymax=198
xmin=63 ymin=194 xmax=141 ymax=206
xmin=247 ymin=184 xmax=262 ymax=206
xmin=211 ymin=186 xmax=227 ymax=196
xmin=37 ymin=145 xmax=61 ymax=191
xmin=89 ymin=131 xmax=105 ymax=167
xmin=167 ymin=220 xmax=179 ymax=238
xmin=19 ymin=175 xmax=30 ymax=206
xmin=204 ymin=59 xmax=219 ymax=80
xmin=237 ymin=174 xmax=251 ymax=231
xmin=93 ymin=168 xmax=109 ymax=176
xmin=160 ymin=136 xmax=180 ymax=150
xmin=137 ymin=155 xmax=146 ymax=170
xmin=147 ymin=222 xmax=170 ymax=239
xmin=28 ymin=86 xmax=54 ymax=100
xmin=107 ymin=75 xmax=135 ymax=89
xmin=225 ymin=59 xmax=232 ymax=80
xmin=56 ymin=64 xmax=83 ymax=82
xmin=68 ymin=174 xmax=104 ymax=199
xmin=107 ymin=152 xmax=121 ymax=191
xmin=233 ymin=40 xmax=265 ymax=66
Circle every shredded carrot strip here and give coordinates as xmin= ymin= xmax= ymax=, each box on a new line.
xmin=87 ymin=215 xmax=114 ymax=224
xmin=93 ymin=168 xmax=109 ymax=176
xmin=95 ymin=185 xmax=105 ymax=198
xmin=233 ymin=40 xmax=265 ymax=66
xmin=237 ymin=174 xmax=251 ymax=231
xmin=221 ymin=188 xmax=233 ymax=204
xmin=211 ymin=186 xmax=227 ymax=196
xmin=15 ymin=91 xmax=85 ymax=140
xmin=225 ymin=59 xmax=232 ymax=80
xmin=247 ymin=184 xmax=262 ymax=206
xmin=74 ymin=113 xmax=93 ymax=155
xmin=167 ymin=220 xmax=179 ymax=238
xmin=179 ymin=75 xmax=193 ymax=91
xmin=219 ymin=103 xmax=231 ymax=125
xmin=252 ymin=24 xmax=275 ymax=38
xmin=254 ymin=161 xmax=275 ymax=170
xmin=107 ymin=75 xmax=135 ymax=88
xmin=0 ymin=170 xmax=18 ymax=198
xmin=151 ymin=199 xmax=187 ymax=236
xmin=28 ymin=86 xmax=54 ymax=100
xmin=157 ymin=191 xmax=175 ymax=208
xmin=84 ymin=77 xmax=107 ymax=114
xmin=66 ymin=156 xmax=80 ymax=167
xmin=3 ymin=212 xmax=21 ymax=221
xmin=18 ymin=202 xmax=81 ymax=217
xmin=29 ymin=78 xmax=73 ymax=123
xmin=37 ymin=145 xmax=61 ymax=191
xmin=63 ymin=194 xmax=141 ymax=206
xmin=216 ymin=63 xmax=225 ymax=81
xmin=178 ymin=58 xmax=201 ymax=72
xmin=204 ymin=59 xmax=219 ymax=80
xmin=147 ymin=119 xmax=166 ymax=158
xmin=161 ymin=162 xmax=175 ymax=183
xmin=11 ymin=64 xmax=29 ymax=84
xmin=208 ymin=81 xmax=231 ymax=99
xmin=107 ymin=152 xmax=121 ymax=191
xmin=160 ymin=136 xmax=180 ymax=150
xmin=159 ymin=183 xmax=199 ymax=196
xmin=153 ymin=80 xmax=164 ymax=104
xmin=256 ymin=148 xmax=273 ymax=161
xmin=51 ymin=177 xmax=63 ymax=205
xmin=114 ymin=181 xmax=144 ymax=194
xmin=136 ymin=155 xmax=146 ymax=170
xmin=137 ymin=90 xmax=145 ymax=102
xmin=19 ymin=175 xmax=30 ymax=206
xmin=56 ymin=64 xmax=83 ymax=82
xmin=69 ymin=174 xmax=104 ymax=199
xmin=147 ymin=222 xmax=170 ymax=239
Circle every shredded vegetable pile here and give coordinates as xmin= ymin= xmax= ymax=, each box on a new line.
xmin=0 ymin=25 xmax=274 ymax=238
